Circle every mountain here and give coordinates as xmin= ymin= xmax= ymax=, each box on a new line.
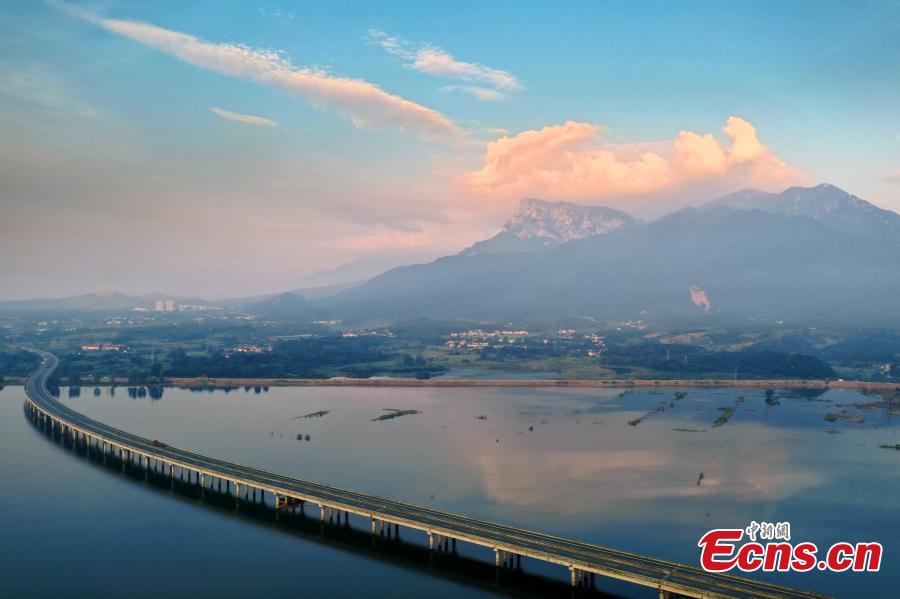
xmin=326 ymin=186 xmax=900 ymax=325
xmin=248 ymin=292 xmax=310 ymax=319
xmin=461 ymin=198 xmax=637 ymax=256
xmin=706 ymin=183 xmax=900 ymax=238
xmin=296 ymin=252 xmax=441 ymax=288
xmin=288 ymin=281 xmax=362 ymax=300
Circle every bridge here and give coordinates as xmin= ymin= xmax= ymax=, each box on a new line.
xmin=24 ymin=351 xmax=828 ymax=599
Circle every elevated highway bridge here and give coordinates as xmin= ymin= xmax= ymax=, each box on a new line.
xmin=24 ymin=351 xmax=828 ymax=599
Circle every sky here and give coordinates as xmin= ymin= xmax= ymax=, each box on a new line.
xmin=1 ymin=0 xmax=899 ymax=300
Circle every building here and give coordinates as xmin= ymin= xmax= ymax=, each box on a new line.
xmin=154 ymin=299 xmax=176 ymax=312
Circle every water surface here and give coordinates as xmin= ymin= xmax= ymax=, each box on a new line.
xmin=2 ymin=384 xmax=897 ymax=597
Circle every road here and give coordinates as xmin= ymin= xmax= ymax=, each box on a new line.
xmin=25 ymin=351 xmax=829 ymax=599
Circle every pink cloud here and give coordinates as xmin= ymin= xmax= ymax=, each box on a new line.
xmin=458 ymin=116 xmax=807 ymax=200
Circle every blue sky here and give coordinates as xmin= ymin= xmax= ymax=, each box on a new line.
xmin=1 ymin=1 xmax=899 ymax=299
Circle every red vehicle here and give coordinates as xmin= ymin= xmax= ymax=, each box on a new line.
xmin=151 ymin=440 xmax=168 ymax=448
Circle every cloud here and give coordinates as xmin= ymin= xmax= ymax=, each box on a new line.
xmin=0 ymin=65 xmax=97 ymax=118
xmin=211 ymin=106 xmax=277 ymax=127
xmin=442 ymin=85 xmax=506 ymax=102
xmin=334 ymin=224 xmax=436 ymax=252
xmin=413 ymin=48 xmax=521 ymax=92
xmin=458 ymin=116 xmax=807 ymax=200
xmin=55 ymin=4 xmax=460 ymax=140
xmin=368 ymin=30 xmax=522 ymax=99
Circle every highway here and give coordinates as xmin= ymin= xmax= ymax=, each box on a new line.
xmin=25 ymin=351 xmax=829 ymax=599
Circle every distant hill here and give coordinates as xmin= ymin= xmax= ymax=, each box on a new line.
xmin=248 ymin=292 xmax=310 ymax=319
xmin=325 ymin=185 xmax=900 ymax=325
xmin=706 ymin=183 xmax=900 ymax=238
xmin=296 ymin=252 xmax=441 ymax=288
xmin=461 ymin=198 xmax=637 ymax=256
xmin=288 ymin=281 xmax=363 ymax=300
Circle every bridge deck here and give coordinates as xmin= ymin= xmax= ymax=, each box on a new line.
xmin=24 ymin=351 xmax=829 ymax=599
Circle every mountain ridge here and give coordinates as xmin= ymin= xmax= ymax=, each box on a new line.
xmin=705 ymin=183 xmax=900 ymax=237
xmin=461 ymin=197 xmax=638 ymax=256
xmin=5 ymin=184 xmax=900 ymax=324
xmin=325 ymin=184 xmax=900 ymax=325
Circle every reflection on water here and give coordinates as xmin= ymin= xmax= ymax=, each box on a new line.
xmin=20 ymin=410 xmax=612 ymax=599
xmin=3 ymin=384 xmax=898 ymax=597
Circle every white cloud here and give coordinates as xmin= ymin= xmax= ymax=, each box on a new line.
xmin=211 ymin=106 xmax=278 ymax=127
xmin=54 ymin=4 xmax=461 ymax=140
xmin=413 ymin=48 xmax=521 ymax=92
xmin=442 ymin=85 xmax=506 ymax=102
xmin=368 ymin=29 xmax=522 ymax=99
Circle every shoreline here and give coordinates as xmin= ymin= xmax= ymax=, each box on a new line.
xmin=4 ymin=375 xmax=896 ymax=390
xmin=166 ymin=377 xmax=899 ymax=390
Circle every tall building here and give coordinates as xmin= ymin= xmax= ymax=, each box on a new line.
xmin=155 ymin=299 xmax=176 ymax=312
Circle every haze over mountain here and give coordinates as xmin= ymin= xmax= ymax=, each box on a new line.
xmin=296 ymin=253 xmax=443 ymax=288
xmin=707 ymin=183 xmax=900 ymax=238
xmin=325 ymin=184 xmax=900 ymax=325
xmin=462 ymin=198 xmax=638 ymax=256
xmin=249 ymin=292 xmax=310 ymax=319
xmin=5 ymin=183 xmax=899 ymax=327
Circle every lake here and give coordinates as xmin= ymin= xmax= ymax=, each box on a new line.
xmin=1 ymin=383 xmax=897 ymax=598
